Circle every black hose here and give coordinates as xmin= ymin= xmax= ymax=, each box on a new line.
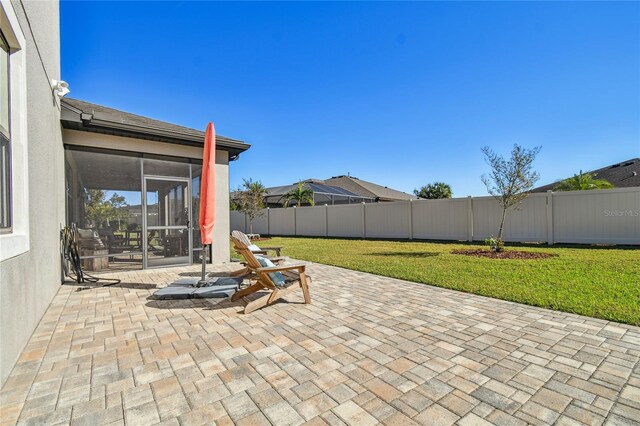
xmin=61 ymin=225 xmax=120 ymax=287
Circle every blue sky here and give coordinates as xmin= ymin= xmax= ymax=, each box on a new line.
xmin=61 ymin=1 xmax=639 ymax=196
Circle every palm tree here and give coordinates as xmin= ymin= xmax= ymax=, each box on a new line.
xmin=553 ymin=171 xmax=614 ymax=191
xmin=281 ymin=182 xmax=315 ymax=207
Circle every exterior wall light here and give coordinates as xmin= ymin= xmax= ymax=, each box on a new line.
xmin=51 ymin=79 xmax=70 ymax=99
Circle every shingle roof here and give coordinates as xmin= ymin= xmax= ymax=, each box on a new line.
xmin=231 ymin=182 xmax=374 ymax=205
xmin=60 ymin=98 xmax=250 ymax=158
xmin=266 ymin=182 xmax=362 ymax=198
xmin=320 ymin=176 xmax=416 ymax=201
xmin=533 ymin=158 xmax=640 ymax=192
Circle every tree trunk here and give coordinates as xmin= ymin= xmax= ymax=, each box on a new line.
xmin=497 ymin=207 xmax=507 ymax=244
xmin=249 ymin=220 xmax=253 ymax=235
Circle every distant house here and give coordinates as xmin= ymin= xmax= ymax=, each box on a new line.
xmin=533 ymin=158 xmax=640 ymax=192
xmin=234 ymin=176 xmax=415 ymax=208
xmin=319 ymin=175 xmax=416 ymax=202
xmin=275 ymin=181 xmax=377 ymax=206
xmin=231 ymin=181 xmax=375 ymax=208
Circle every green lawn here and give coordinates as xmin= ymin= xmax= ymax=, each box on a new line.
xmin=237 ymin=237 xmax=640 ymax=326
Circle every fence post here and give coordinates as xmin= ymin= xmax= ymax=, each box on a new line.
xmin=546 ymin=190 xmax=554 ymax=245
xmin=362 ymin=202 xmax=366 ymax=239
xmin=408 ymin=199 xmax=413 ymax=240
xmin=266 ymin=207 xmax=270 ymax=236
xmin=293 ymin=206 xmax=297 ymax=236
xmin=467 ymin=196 xmax=473 ymax=242
xmin=325 ymin=204 xmax=329 ymax=237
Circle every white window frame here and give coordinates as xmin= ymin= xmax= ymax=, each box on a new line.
xmin=0 ymin=0 xmax=29 ymax=261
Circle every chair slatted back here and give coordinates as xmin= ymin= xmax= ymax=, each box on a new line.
xmin=231 ymin=230 xmax=251 ymax=257
xmin=231 ymin=230 xmax=252 ymax=247
xmin=231 ymin=234 xmax=277 ymax=290
xmin=231 ymin=234 xmax=260 ymax=268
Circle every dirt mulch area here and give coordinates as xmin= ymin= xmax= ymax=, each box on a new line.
xmin=452 ymin=249 xmax=557 ymax=260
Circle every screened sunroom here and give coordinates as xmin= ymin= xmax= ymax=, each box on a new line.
xmin=62 ymin=98 xmax=249 ymax=271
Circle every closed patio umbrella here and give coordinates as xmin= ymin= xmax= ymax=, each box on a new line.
xmin=152 ymin=121 xmax=242 ymax=299
xmin=198 ymin=122 xmax=216 ymax=285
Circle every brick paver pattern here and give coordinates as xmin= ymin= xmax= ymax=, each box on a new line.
xmin=0 ymin=261 xmax=639 ymax=425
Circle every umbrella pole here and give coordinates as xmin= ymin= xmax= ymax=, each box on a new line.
xmin=198 ymin=244 xmax=207 ymax=286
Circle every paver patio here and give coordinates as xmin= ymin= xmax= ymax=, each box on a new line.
xmin=1 ymin=260 xmax=639 ymax=426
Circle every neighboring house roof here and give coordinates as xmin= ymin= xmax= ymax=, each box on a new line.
xmin=60 ymin=98 xmax=250 ymax=159
xmin=230 ymin=181 xmax=374 ymax=205
xmin=266 ymin=182 xmax=365 ymax=198
xmin=533 ymin=158 xmax=640 ymax=192
xmin=320 ymin=175 xmax=416 ymax=201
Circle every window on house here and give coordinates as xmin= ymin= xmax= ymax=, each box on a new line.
xmin=0 ymin=31 xmax=10 ymax=231
xmin=0 ymin=2 xmax=29 ymax=260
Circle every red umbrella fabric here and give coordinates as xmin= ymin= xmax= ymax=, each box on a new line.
xmin=199 ymin=122 xmax=216 ymax=245
xmin=197 ymin=122 xmax=216 ymax=285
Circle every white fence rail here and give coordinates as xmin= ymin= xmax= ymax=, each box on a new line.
xmin=230 ymin=188 xmax=640 ymax=245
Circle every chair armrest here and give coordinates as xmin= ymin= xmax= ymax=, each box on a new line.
xmin=257 ymin=263 xmax=306 ymax=273
xmin=239 ymin=257 xmax=286 ymax=267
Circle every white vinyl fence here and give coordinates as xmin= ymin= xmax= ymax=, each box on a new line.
xmin=230 ymin=187 xmax=640 ymax=245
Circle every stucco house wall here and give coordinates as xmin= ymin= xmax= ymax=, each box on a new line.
xmin=212 ymin=151 xmax=231 ymax=264
xmin=0 ymin=0 xmax=65 ymax=386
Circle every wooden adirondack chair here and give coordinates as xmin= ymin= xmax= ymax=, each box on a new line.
xmin=231 ymin=234 xmax=311 ymax=314
xmin=231 ymin=230 xmax=286 ymax=279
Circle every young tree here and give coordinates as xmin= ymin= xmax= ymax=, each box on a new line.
xmin=229 ymin=198 xmax=241 ymax=211
xmin=108 ymin=193 xmax=130 ymax=230
xmin=83 ymin=190 xmax=130 ymax=229
xmin=235 ymin=178 xmax=268 ymax=234
xmin=281 ymin=182 xmax=315 ymax=207
xmin=481 ymin=144 xmax=541 ymax=250
xmin=413 ymin=182 xmax=453 ymax=199
xmin=553 ymin=170 xmax=614 ymax=191
xmin=84 ymin=189 xmax=112 ymax=228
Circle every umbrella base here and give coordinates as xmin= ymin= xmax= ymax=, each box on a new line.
xmin=152 ymin=277 xmax=242 ymax=300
